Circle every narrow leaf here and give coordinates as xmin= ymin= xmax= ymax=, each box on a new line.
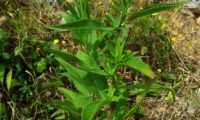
xmin=123 ymin=57 xmax=155 ymax=78
xmin=55 ymin=57 xmax=90 ymax=95
xmin=65 ymin=1 xmax=79 ymax=18
xmin=60 ymin=12 xmax=76 ymax=23
xmin=76 ymin=50 xmax=106 ymax=75
xmin=48 ymin=19 xmax=113 ymax=31
xmin=6 ymin=68 xmax=12 ymax=91
xmin=59 ymin=87 xmax=91 ymax=108
xmin=48 ymin=48 xmax=79 ymax=62
xmin=129 ymin=2 xmax=185 ymax=20
xmin=81 ymin=100 xmax=109 ymax=120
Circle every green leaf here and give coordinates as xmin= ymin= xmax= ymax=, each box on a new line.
xmin=81 ymin=99 xmax=109 ymax=120
xmin=36 ymin=58 xmax=47 ymax=73
xmin=55 ymin=57 xmax=89 ymax=95
xmin=167 ymin=91 xmax=174 ymax=103
xmin=86 ymin=30 xmax=97 ymax=47
xmin=0 ymin=64 xmax=5 ymax=83
xmin=115 ymin=37 xmax=123 ymax=58
xmin=56 ymin=57 xmax=107 ymax=96
xmin=76 ymin=50 xmax=105 ymax=75
xmin=53 ymin=100 xmax=80 ymax=117
xmin=6 ymin=68 xmax=12 ymax=92
xmin=106 ymin=13 xmax=115 ymax=27
xmin=124 ymin=92 xmax=146 ymax=118
xmin=123 ymin=57 xmax=155 ymax=78
xmin=60 ymin=12 xmax=76 ymax=23
xmin=121 ymin=51 xmax=138 ymax=62
xmin=1 ymin=52 xmax=10 ymax=59
xmin=129 ymin=2 xmax=185 ymax=20
xmin=106 ymin=41 xmax=116 ymax=58
xmin=99 ymin=54 xmax=114 ymax=63
xmin=76 ymin=50 xmax=98 ymax=68
xmin=65 ymin=2 xmax=79 ymax=19
xmin=59 ymin=87 xmax=91 ymax=108
xmin=48 ymin=48 xmax=79 ymax=62
xmin=51 ymin=110 xmax=65 ymax=118
xmin=163 ymin=74 xmax=176 ymax=81
xmin=55 ymin=115 xmax=65 ymax=120
xmin=14 ymin=46 xmax=23 ymax=56
xmin=48 ymin=19 xmax=113 ymax=31
xmin=83 ymin=73 xmax=108 ymax=96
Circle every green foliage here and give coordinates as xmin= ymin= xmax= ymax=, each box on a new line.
xmin=129 ymin=2 xmax=185 ymax=20
xmin=6 ymin=68 xmax=12 ymax=92
xmin=35 ymin=58 xmax=47 ymax=73
xmin=0 ymin=0 xmax=184 ymax=119
xmin=48 ymin=0 xmax=183 ymax=119
xmin=123 ymin=57 xmax=155 ymax=78
xmin=0 ymin=64 xmax=5 ymax=83
xmin=48 ymin=19 xmax=113 ymax=30
xmin=0 ymin=103 xmax=5 ymax=119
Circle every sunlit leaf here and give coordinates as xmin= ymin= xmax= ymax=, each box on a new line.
xmin=48 ymin=19 xmax=113 ymax=31
xmin=129 ymin=2 xmax=185 ymax=20
xmin=167 ymin=91 xmax=174 ymax=103
xmin=65 ymin=2 xmax=79 ymax=19
xmin=14 ymin=46 xmax=23 ymax=56
xmin=123 ymin=57 xmax=155 ymax=78
xmin=6 ymin=68 xmax=12 ymax=92
xmin=51 ymin=110 xmax=65 ymax=118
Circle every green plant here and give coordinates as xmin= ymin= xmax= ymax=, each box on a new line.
xmin=0 ymin=1 xmax=64 ymax=119
xmin=48 ymin=0 xmax=184 ymax=119
xmin=129 ymin=14 xmax=173 ymax=68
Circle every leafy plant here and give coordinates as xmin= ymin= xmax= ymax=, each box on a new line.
xmin=48 ymin=0 xmax=184 ymax=119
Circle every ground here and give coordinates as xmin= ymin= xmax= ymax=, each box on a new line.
xmin=141 ymin=7 xmax=200 ymax=119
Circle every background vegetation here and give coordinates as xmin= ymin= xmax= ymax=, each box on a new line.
xmin=1 ymin=0 xmax=199 ymax=119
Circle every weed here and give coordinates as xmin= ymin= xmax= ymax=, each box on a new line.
xmin=48 ymin=0 xmax=184 ymax=119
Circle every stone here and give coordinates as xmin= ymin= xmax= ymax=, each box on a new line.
xmin=184 ymin=0 xmax=200 ymax=15
xmin=196 ymin=17 xmax=200 ymax=25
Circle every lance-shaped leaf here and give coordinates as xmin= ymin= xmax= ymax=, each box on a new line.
xmin=65 ymin=2 xmax=79 ymax=19
xmin=48 ymin=48 xmax=80 ymax=62
xmin=59 ymin=87 xmax=92 ymax=108
xmin=76 ymin=50 xmax=106 ymax=75
xmin=122 ymin=57 xmax=155 ymax=79
xmin=81 ymin=99 xmax=110 ymax=120
xmin=48 ymin=19 xmax=113 ymax=31
xmin=6 ymin=68 xmax=12 ymax=92
xmin=55 ymin=57 xmax=89 ymax=96
xmin=129 ymin=2 xmax=185 ymax=20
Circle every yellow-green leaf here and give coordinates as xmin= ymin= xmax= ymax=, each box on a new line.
xmin=6 ymin=68 xmax=12 ymax=92
xmin=123 ymin=57 xmax=155 ymax=79
xmin=129 ymin=2 xmax=185 ymax=20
